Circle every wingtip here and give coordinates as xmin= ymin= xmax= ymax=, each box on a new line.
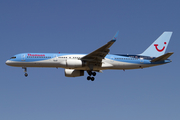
xmin=111 ymin=40 xmax=116 ymax=42
xmin=112 ymin=31 xmax=119 ymax=40
xmin=163 ymin=31 xmax=173 ymax=35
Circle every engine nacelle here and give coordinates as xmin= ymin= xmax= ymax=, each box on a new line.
xmin=65 ymin=69 xmax=84 ymax=77
xmin=66 ymin=59 xmax=86 ymax=68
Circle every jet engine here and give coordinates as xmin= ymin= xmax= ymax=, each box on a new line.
xmin=65 ymin=69 xmax=84 ymax=77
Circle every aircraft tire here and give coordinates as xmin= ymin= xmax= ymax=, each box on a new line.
xmin=87 ymin=76 xmax=91 ymax=80
xmin=25 ymin=73 xmax=28 ymax=77
xmin=92 ymin=72 xmax=96 ymax=76
xmin=91 ymin=77 xmax=95 ymax=81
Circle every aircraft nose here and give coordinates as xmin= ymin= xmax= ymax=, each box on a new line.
xmin=5 ymin=60 xmax=10 ymax=65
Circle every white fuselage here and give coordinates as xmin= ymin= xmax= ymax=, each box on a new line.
xmin=6 ymin=53 xmax=168 ymax=71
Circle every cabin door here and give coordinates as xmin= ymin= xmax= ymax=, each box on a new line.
xmin=53 ymin=55 xmax=58 ymax=61
xmin=21 ymin=54 xmax=25 ymax=61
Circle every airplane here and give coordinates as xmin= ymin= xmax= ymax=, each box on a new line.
xmin=6 ymin=31 xmax=173 ymax=81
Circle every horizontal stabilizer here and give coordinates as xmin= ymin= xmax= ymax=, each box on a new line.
xmin=151 ymin=52 xmax=174 ymax=62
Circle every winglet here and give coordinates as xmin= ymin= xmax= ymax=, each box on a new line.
xmin=112 ymin=31 xmax=119 ymax=41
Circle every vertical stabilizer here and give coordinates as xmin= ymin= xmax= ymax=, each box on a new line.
xmin=140 ymin=32 xmax=173 ymax=57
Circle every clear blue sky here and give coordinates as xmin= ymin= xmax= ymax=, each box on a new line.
xmin=0 ymin=0 xmax=180 ymax=120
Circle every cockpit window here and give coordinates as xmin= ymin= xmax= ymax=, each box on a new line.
xmin=10 ymin=56 xmax=16 ymax=59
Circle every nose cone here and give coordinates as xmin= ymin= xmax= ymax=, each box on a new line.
xmin=6 ymin=60 xmax=9 ymax=65
xmin=5 ymin=60 xmax=11 ymax=66
xmin=6 ymin=60 xmax=18 ymax=67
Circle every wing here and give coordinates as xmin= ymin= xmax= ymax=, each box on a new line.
xmin=81 ymin=31 xmax=119 ymax=62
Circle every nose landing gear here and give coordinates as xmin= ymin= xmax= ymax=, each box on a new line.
xmin=22 ymin=67 xmax=28 ymax=77
xmin=87 ymin=71 xmax=96 ymax=81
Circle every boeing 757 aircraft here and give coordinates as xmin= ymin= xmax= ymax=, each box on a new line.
xmin=6 ymin=31 xmax=173 ymax=81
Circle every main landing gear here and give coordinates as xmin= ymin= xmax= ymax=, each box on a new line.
xmin=87 ymin=71 xmax=96 ymax=81
xmin=22 ymin=67 xmax=28 ymax=77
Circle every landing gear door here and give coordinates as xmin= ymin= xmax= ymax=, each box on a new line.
xmin=21 ymin=54 xmax=25 ymax=61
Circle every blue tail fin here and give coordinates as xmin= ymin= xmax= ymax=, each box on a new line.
xmin=140 ymin=31 xmax=173 ymax=57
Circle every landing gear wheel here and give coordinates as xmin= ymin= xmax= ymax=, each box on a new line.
xmin=86 ymin=71 xmax=96 ymax=81
xmin=92 ymin=72 xmax=96 ymax=76
xmin=25 ymin=73 xmax=28 ymax=77
xmin=88 ymin=71 xmax=92 ymax=76
xmin=91 ymin=77 xmax=95 ymax=81
xmin=87 ymin=76 xmax=91 ymax=80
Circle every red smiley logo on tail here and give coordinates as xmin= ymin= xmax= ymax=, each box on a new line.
xmin=154 ymin=42 xmax=166 ymax=52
